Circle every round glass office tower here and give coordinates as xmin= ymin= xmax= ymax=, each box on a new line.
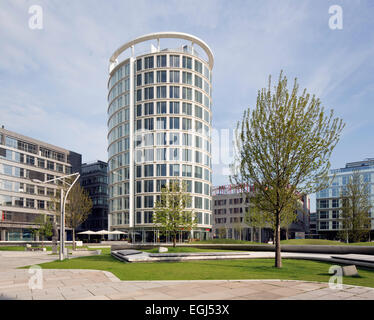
xmin=107 ymin=32 xmax=213 ymax=242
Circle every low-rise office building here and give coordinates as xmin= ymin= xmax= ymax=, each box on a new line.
xmin=316 ymin=158 xmax=374 ymax=240
xmin=0 ymin=127 xmax=81 ymax=241
xmin=212 ymin=184 xmax=310 ymax=242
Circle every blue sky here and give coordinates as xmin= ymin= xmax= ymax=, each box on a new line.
xmin=1 ymin=0 xmax=374 ymax=211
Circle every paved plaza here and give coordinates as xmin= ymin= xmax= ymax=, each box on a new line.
xmin=1 ymin=251 xmax=374 ymax=300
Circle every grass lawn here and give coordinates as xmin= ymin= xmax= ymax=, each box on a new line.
xmin=280 ymin=239 xmax=374 ymax=246
xmin=143 ymin=247 xmax=235 ymax=253
xmin=0 ymin=246 xmax=26 ymax=251
xmin=193 ymin=239 xmax=267 ymax=245
xmin=28 ymin=252 xmax=374 ymax=288
xmin=0 ymin=245 xmax=95 ymax=252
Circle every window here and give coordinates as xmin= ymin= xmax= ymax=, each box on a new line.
xmin=169 ymin=164 xmax=180 ymax=176
xmin=169 ymin=148 xmax=179 ymax=161
xmin=144 ymin=196 xmax=153 ymax=208
xmin=182 ymin=87 xmax=192 ymax=100
xmin=319 ymin=221 xmax=328 ymax=230
xmin=319 ymin=211 xmax=329 ymax=219
xmin=318 ymin=200 xmax=328 ymax=209
xmin=195 ymin=121 xmax=202 ymax=133
xmin=195 ymin=166 xmax=202 ymax=178
xmin=136 ymin=181 xmax=142 ymax=193
xmin=182 ymin=72 xmax=192 ymax=85
xmin=182 ymin=133 xmax=192 ymax=146
xmin=169 ymin=117 xmax=180 ymax=130
xmin=144 ymin=149 xmax=154 ymax=161
xmin=136 ymin=196 xmax=142 ymax=209
xmin=157 ymin=117 xmax=167 ymax=130
xmin=182 ymin=149 xmax=192 ymax=162
xmin=169 ymin=133 xmax=180 ymax=145
xmin=332 ymin=221 xmax=339 ymax=230
xmin=144 ymin=56 xmax=154 ymax=69
xmin=182 ymin=118 xmax=192 ymax=130
xmin=136 ymin=104 xmax=142 ymax=117
xmin=144 ymin=102 xmax=154 ymax=115
xmin=156 ymin=179 xmax=167 ymax=192
xmin=156 ymin=133 xmax=166 ymax=145
xmin=156 ymin=148 xmax=167 ymax=160
xmin=47 ymin=161 xmax=54 ymax=170
xmin=195 ymin=106 xmax=203 ymax=119
xmin=156 ymin=164 xmax=167 ymax=176
xmin=144 ymin=211 xmax=153 ymax=223
xmin=195 ymin=136 xmax=202 ymax=149
xmin=157 ymin=71 xmax=167 ymax=83
xmin=195 ymin=75 xmax=202 ymax=88
xmin=169 ymin=55 xmax=179 ymax=67
xmin=195 ymin=151 xmax=202 ymax=163
xmin=194 ymin=60 xmax=202 ymax=73
xmin=332 ymin=199 xmax=339 ymax=208
xmin=169 ymin=102 xmax=180 ymax=114
xmin=144 ymin=72 xmax=154 ymax=84
xmin=195 ymin=90 xmax=202 ymax=103
xmin=137 ymin=89 xmax=142 ymax=102
xmin=182 ymin=56 xmax=192 ymax=69
xmin=182 ymin=164 xmax=192 ymax=177
xmin=144 ymin=180 xmax=154 ymax=193
xmin=157 ymin=55 xmax=167 ymax=67
xmin=136 ymin=166 xmax=142 ymax=178
xmin=157 ymin=101 xmax=167 ymax=114
xmin=332 ymin=210 xmax=339 ymax=219
xmin=157 ymin=86 xmax=167 ymax=98
xmin=169 ymin=86 xmax=180 ymax=98
xmin=144 ymin=118 xmax=154 ymax=130
xmin=144 ymin=164 xmax=154 ymax=177
xmin=195 ymin=182 xmax=202 ymax=194
xmin=195 ymin=197 xmax=202 ymax=209
xmin=182 ymin=102 xmax=192 ymax=115
xmin=136 ymin=59 xmax=142 ymax=71
xmin=169 ymin=70 xmax=180 ymax=83
xmin=136 ymin=212 xmax=142 ymax=224
xmin=137 ymin=74 xmax=142 ymax=86
xmin=144 ymin=87 xmax=154 ymax=100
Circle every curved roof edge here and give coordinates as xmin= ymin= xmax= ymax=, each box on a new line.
xmin=109 ymin=31 xmax=214 ymax=70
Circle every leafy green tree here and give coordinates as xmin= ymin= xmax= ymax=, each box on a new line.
xmin=50 ymin=179 xmax=92 ymax=250
xmin=231 ymin=71 xmax=345 ymax=267
xmin=32 ymin=215 xmax=53 ymax=248
xmin=338 ymin=170 xmax=372 ymax=243
xmin=154 ymin=180 xmax=196 ymax=247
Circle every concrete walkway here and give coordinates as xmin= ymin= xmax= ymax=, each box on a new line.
xmin=1 ymin=251 xmax=374 ymax=300
xmin=1 ymin=269 xmax=374 ymax=300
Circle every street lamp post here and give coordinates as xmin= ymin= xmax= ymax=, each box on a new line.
xmin=33 ymin=172 xmax=80 ymax=261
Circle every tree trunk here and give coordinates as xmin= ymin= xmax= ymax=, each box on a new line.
xmin=173 ymin=233 xmax=177 ymax=247
xmin=72 ymin=229 xmax=76 ymax=250
xmin=286 ymin=227 xmax=289 ymax=240
xmin=275 ymin=212 xmax=282 ymax=268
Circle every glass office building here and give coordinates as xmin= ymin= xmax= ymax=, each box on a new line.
xmin=78 ymin=160 xmax=108 ymax=233
xmin=316 ymin=158 xmax=374 ymax=239
xmin=0 ymin=127 xmax=81 ymax=241
xmin=107 ymin=32 xmax=214 ymax=242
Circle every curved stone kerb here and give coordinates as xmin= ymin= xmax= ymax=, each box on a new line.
xmin=109 ymin=31 xmax=214 ymax=70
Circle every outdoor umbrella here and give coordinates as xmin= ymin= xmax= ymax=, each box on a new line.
xmin=110 ymin=230 xmax=128 ymax=240
xmin=77 ymin=230 xmax=96 ymax=242
xmin=96 ymin=230 xmax=111 ymax=241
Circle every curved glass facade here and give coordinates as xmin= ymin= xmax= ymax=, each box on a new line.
xmin=107 ymin=35 xmax=213 ymax=242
